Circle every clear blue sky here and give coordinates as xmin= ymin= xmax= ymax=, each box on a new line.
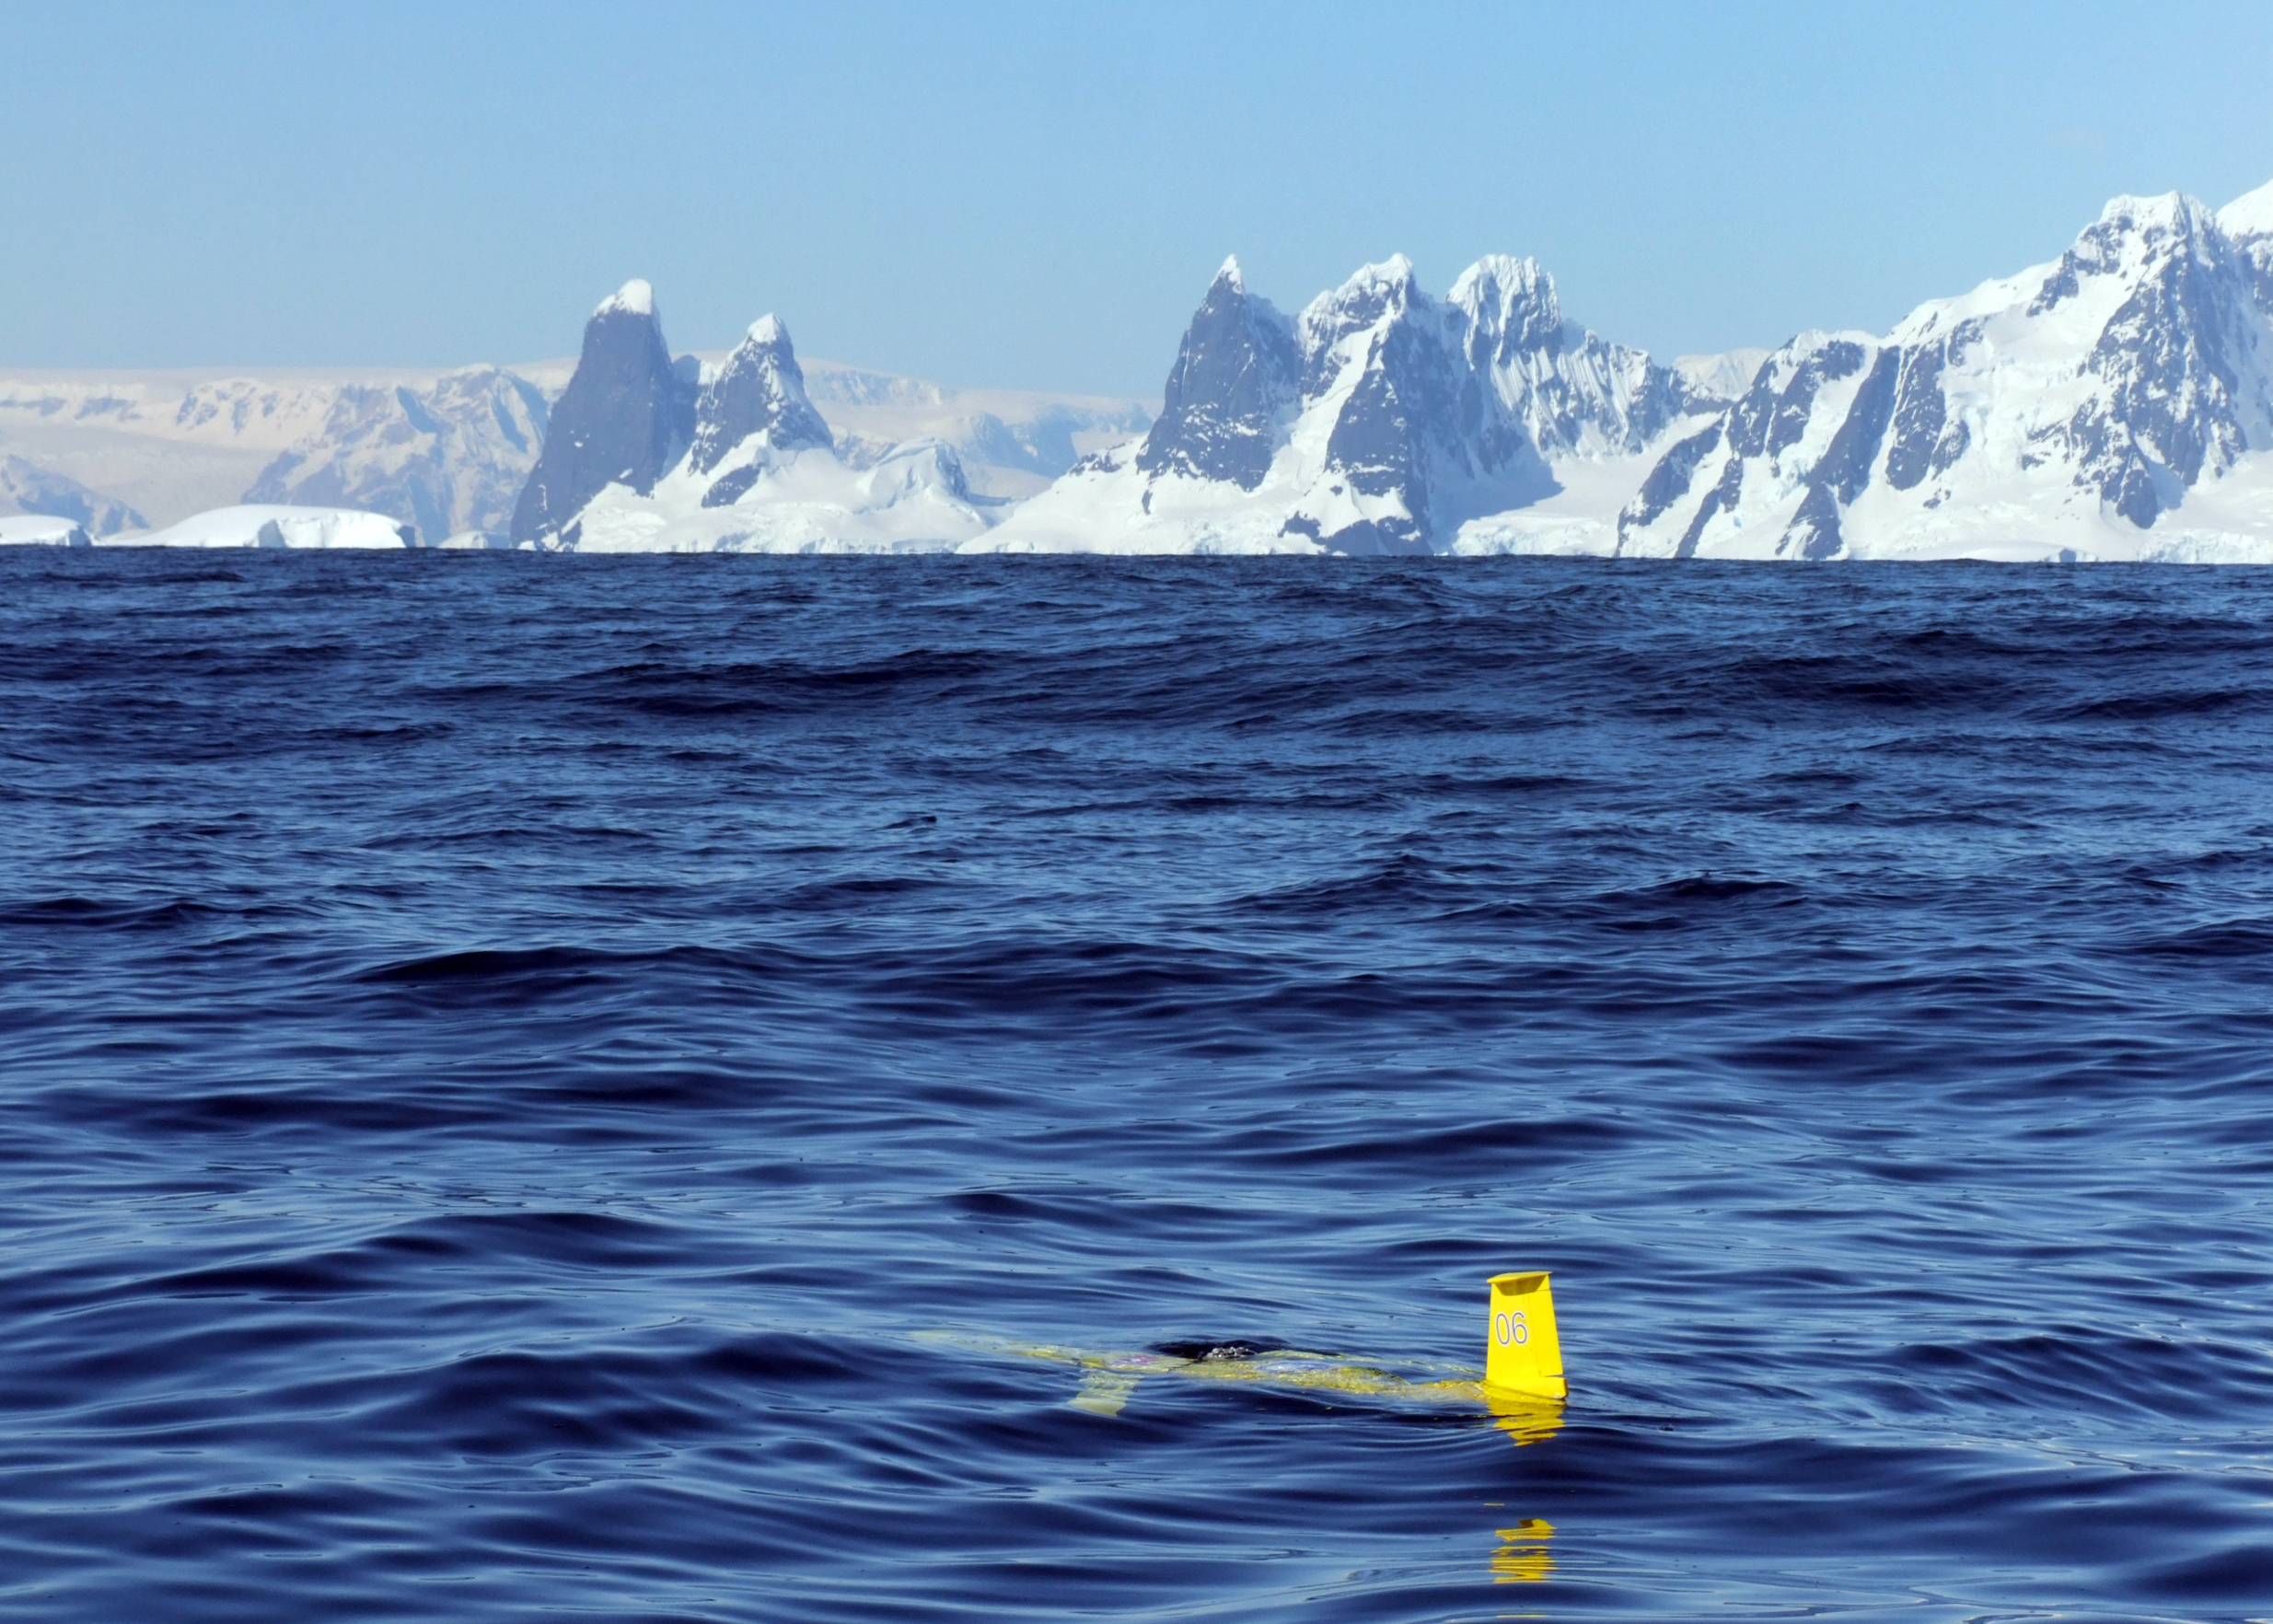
xmin=6 ymin=1 xmax=2272 ymax=396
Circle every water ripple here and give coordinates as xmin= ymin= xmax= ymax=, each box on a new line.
xmin=1 ymin=551 xmax=2270 ymax=1620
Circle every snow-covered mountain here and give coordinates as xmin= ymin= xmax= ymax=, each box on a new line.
xmin=512 ymin=283 xmax=998 ymax=553
xmin=970 ymin=254 xmax=1718 ymax=555
xmin=0 ymin=453 xmax=143 ymax=536
xmin=0 ymin=351 xmax=1144 ymax=544
xmin=247 ymin=367 xmax=553 ymax=545
xmin=0 ymin=365 xmax=566 ymax=541
xmin=1617 ymin=183 xmax=2273 ymax=561
xmin=25 ymin=174 xmax=2273 ymax=561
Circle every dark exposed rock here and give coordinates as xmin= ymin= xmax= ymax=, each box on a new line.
xmin=701 ymin=465 xmax=762 ymax=507
xmin=510 ymin=281 xmax=686 ymax=544
xmin=1136 ymin=260 xmax=1298 ymax=491
xmin=1774 ymin=344 xmax=1903 ymax=562
xmin=1784 ymin=481 xmax=1846 ymax=561
xmin=1720 ymin=339 xmax=1866 ymax=462
xmin=1676 ymin=454 xmax=1745 ymax=559
xmin=1625 ymin=186 xmax=2273 ymax=555
xmin=2081 ymin=208 xmax=2253 ymax=493
xmin=689 ymin=316 xmax=832 ymax=479
xmin=1885 ymin=337 xmax=1951 ymax=491
xmin=1811 ymin=346 xmax=1901 ymax=506
xmin=1620 ymin=419 xmax=1722 ymax=534
xmin=1287 ymin=258 xmax=1548 ymax=552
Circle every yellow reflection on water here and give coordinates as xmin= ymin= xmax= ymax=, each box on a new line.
xmin=1483 ymin=1387 xmax=1564 ymax=1448
xmin=1490 ymin=1517 xmax=1557 ymax=1583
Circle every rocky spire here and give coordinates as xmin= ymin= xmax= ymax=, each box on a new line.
xmin=1135 ymin=258 xmax=1300 ymax=491
xmin=689 ymin=315 xmax=833 ymax=477
xmin=509 ymin=280 xmax=689 ymax=545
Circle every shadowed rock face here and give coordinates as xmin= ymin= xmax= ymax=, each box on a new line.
xmin=690 ymin=318 xmax=832 ymax=480
xmin=1137 ymin=261 xmax=1299 ymax=491
xmin=511 ymin=284 xmax=690 ymax=544
xmin=1297 ymin=266 xmax=1485 ymax=551
xmin=1452 ymin=255 xmax=1699 ymax=458
xmin=1283 ymin=259 xmax=1558 ymax=554
xmin=1119 ymin=251 xmax=1689 ymax=554
xmin=2059 ymin=201 xmax=2256 ymax=521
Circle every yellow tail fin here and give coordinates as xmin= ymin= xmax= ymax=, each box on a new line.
xmin=1484 ymin=1271 xmax=1566 ymax=1400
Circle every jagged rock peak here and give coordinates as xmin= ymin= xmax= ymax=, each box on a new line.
xmin=1135 ymin=257 xmax=1300 ymax=491
xmin=2041 ymin=192 xmax=2220 ymax=296
xmin=1302 ymin=256 xmax=1420 ymax=342
xmin=1340 ymin=253 xmax=1418 ymax=290
xmin=509 ymin=279 xmax=691 ymax=544
xmin=1617 ymin=176 xmax=2273 ymax=560
xmin=986 ymin=249 xmax=1692 ymax=556
xmin=690 ymin=314 xmax=833 ymax=476
xmin=1449 ymin=256 xmax=1563 ymax=354
xmin=2099 ymin=190 xmax=2215 ymax=231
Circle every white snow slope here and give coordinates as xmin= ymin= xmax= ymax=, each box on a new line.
xmin=0 ymin=514 xmax=92 ymax=547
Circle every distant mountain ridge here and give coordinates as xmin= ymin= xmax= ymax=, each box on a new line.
xmin=17 ymin=175 xmax=2273 ymax=560
xmin=511 ymin=284 xmax=1003 ymax=553
xmin=978 ymin=178 xmax=2273 ymax=562
xmin=252 ymin=368 xmax=552 ymax=545
xmin=1614 ymin=182 xmax=2273 ymax=561
xmin=0 ymin=345 xmax=1147 ymax=543
xmin=972 ymin=254 xmax=1721 ymax=554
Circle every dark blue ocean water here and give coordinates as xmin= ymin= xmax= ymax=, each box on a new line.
xmin=3 ymin=550 xmax=2271 ymax=1622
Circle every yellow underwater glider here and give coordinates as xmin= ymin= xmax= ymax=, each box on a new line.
xmin=929 ymin=1270 xmax=1568 ymax=1444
